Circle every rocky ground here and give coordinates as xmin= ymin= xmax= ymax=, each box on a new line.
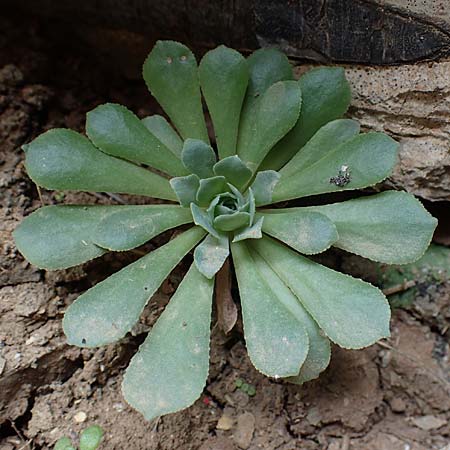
xmin=0 ymin=13 xmax=449 ymax=450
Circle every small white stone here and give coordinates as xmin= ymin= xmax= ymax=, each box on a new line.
xmin=74 ymin=411 xmax=87 ymax=423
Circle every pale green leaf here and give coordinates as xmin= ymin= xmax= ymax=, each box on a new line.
xmin=239 ymin=81 xmax=301 ymax=171
xmin=143 ymin=40 xmax=209 ymax=142
xmin=306 ymin=191 xmax=437 ymax=264
xmin=272 ymin=132 xmax=399 ymax=203
xmin=86 ymin=103 xmax=187 ymax=176
xmin=213 ymin=156 xmax=252 ymax=190
xmin=250 ymin=170 xmax=280 ymax=206
xmin=92 ymin=205 xmax=193 ymax=251
xmin=79 ymin=425 xmax=104 ymax=450
xmin=196 ymin=176 xmax=228 ymax=207
xmin=141 ymin=114 xmax=183 ymax=157
xmin=262 ymin=67 xmax=351 ymax=170
xmin=14 ymin=205 xmax=117 ymax=270
xmin=232 ymin=217 xmax=264 ymax=243
xmin=260 ymin=210 xmax=338 ymax=255
xmin=249 ymin=249 xmax=331 ymax=383
xmin=122 ymin=263 xmax=214 ymax=421
xmin=199 ymin=46 xmax=248 ymax=158
xmin=170 ymin=174 xmax=200 ymax=207
xmin=279 ymin=119 xmax=360 ymax=179
xmin=63 ymin=226 xmax=205 ymax=347
xmin=214 ymin=211 xmax=250 ymax=232
xmin=181 ymin=139 xmax=216 ymax=179
xmin=54 ymin=437 xmax=75 ymax=450
xmin=237 ymin=48 xmax=293 ymax=157
xmin=251 ymin=236 xmax=391 ymax=349
xmin=194 ymin=234 xmax=229 ymax=279
xmin=23 ymin=129 xmax=176 ymax=200
xmin=191 ymin=203 xmax=220 ymax=238
xmin=231 ymin=241 xmax=309 ymax=377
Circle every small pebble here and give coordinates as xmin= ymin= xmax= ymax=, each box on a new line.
xmin=74 ymin=411 xmax=87 ymax=423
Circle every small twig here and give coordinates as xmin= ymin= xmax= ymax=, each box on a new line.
xmin=382 ymin=279 xmax=416 ymax=296
xmin=17 ymin=439 xmax=33 ymax=450
xmin=341 ymin=435 xmax=350 ymax=450
xmin=35 ymin=184 xmax=46 ymax=206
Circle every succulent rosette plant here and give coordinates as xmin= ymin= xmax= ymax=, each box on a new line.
xmin=14 ymin=41 xmax=437 ymax=421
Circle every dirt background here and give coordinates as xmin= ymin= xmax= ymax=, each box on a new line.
xmin=1 ymin=12 xmax=450 ymax=450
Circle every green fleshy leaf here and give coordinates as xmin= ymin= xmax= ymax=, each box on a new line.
xmin=13 ymin=205 xmax=118 ymax=270
xmin=231 ymin=241 xmax=309 ymax=377
xmin=199 ymin=46 xmax=248 ymax=158
xmin=62 ymin=226 xmax=205 ymax=347
xmin=79 ymin=425 xmax=104 ymax=450
xmin=260 ymin=210 xmax=338 ymax=255
xmin=143 ymin=40 xmax=209 ymax=142
xmin=213 ymin=156 xmax=252 ymax=190
xmin=55 ymin=437 xmax=75 ymax=450
xmin=239 ymin=81 xmax=301 ymax=171
xmin=170 ymin=174 xmax=200 ymax=207
xmin=279 ymin=119 xmax=360 ymax=179
xmin=262 ymin=67 xmax=351 ymax=170
xmin=214 ymin=211 xmax=250 ymax=232
xmin=249 ymin=249 xmax=331 ymax=383
xmin=196 ymin=176 xmax=229 ymax=207
xmin=237 ymin=48 xmax=293 ymax=156
xmin=306 ymin=191 xmax=437 ymax=264
xmin=181 ymin=139 xmax=217 ymax=179
xmin=86 ymin=103 xmax=187 ymax=176
xmin=141 ymin=114 xmax=183 ymax=157
xmin=272 ymin=132 xmax=399 ymax=204
xmin=191 ymin=203 xmax=220 ymax=238
xmin=122 ymin=263 xmax=214 ymax=421
xmin=251 ymin=236 xmax=391 ymax=349
xmin=232 ymin=217 xmax=264 ymax=243
xmin=246 ymin=188 xmax=256 ymax=224
xmin=92 ymin=205 xmax=193 ymax=251
xmin=250 ymin=170 xmax=280 ymax=206
xmin=24 ymin=129 xmax=176 ymax=200
xmin=194 ymin=234 xmax=229 ymax=279
xmin=227 ymin=183 xmax=245 ymax=206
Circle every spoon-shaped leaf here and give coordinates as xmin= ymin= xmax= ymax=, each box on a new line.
xmin=249 ymin=249 xmax=331 ymax=383
xmin=63 ymin=226 xmax=205 ymax=347
xmin=143 ymin=40 xmax=209 ymax=142
xmin=24 ymin=129 xmax=176 ymax=200
xmin=250 ymin=170 xmax=281 ymax=206
xmin=14 ymin=205 xmax=117 ymax=270
xmin=239 ymin=81 xmax=301 ymax=172
xmin=251 ymin=236 xmax=391 ymax=349
xmin=260 ymin=210 xmax=338 ymax=255
xmin=54 ymin=437 xmax=75 ymax=450
xmin=232 ymin=217 xmax=264 ymax=242
xmin=92 ymin=205 xmax=193 ymax=251
xmin=213 ymin=156 xmax=252 ymax=191
xmin=170 ymin=174 xmax=200 ymax=207
xmin=237 ymin=48 xmax=293 ymax=156
xmin=122 ymin=263 xmax=214 ymax=421
xmin=262 ymin=67 xmax=351 ymax=170
xmin=196 ymin=176 xmax=229 ymax=207
xmin=279 ymin=119 xmax=360 ymax=179
xmin=305 ymin=191 xmax=438 ymax=264
xmin=86 ymin=103 xmax=187 ymax=176
xmin=199 ymin=46 xmax=248 ymax=158
xmin=194 ymin=234 xmax=229 ymax=279
xmin=272 ymin=132 xmax=399 ymax=204
xmin=231 ymin=241 xmax=309 ymax=377
xmin=191 ymin=204 xmax=220 ymax=239
xmin=181 ymin=139 xmax=217 ymax=179
xmin=214 ymin=211 xmax=250 ymax=232
xmin=142 ymin=114 xmax=183 ymax=157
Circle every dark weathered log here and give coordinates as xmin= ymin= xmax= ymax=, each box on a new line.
xmin=3 ymin=0 xmax=450 ymax=64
